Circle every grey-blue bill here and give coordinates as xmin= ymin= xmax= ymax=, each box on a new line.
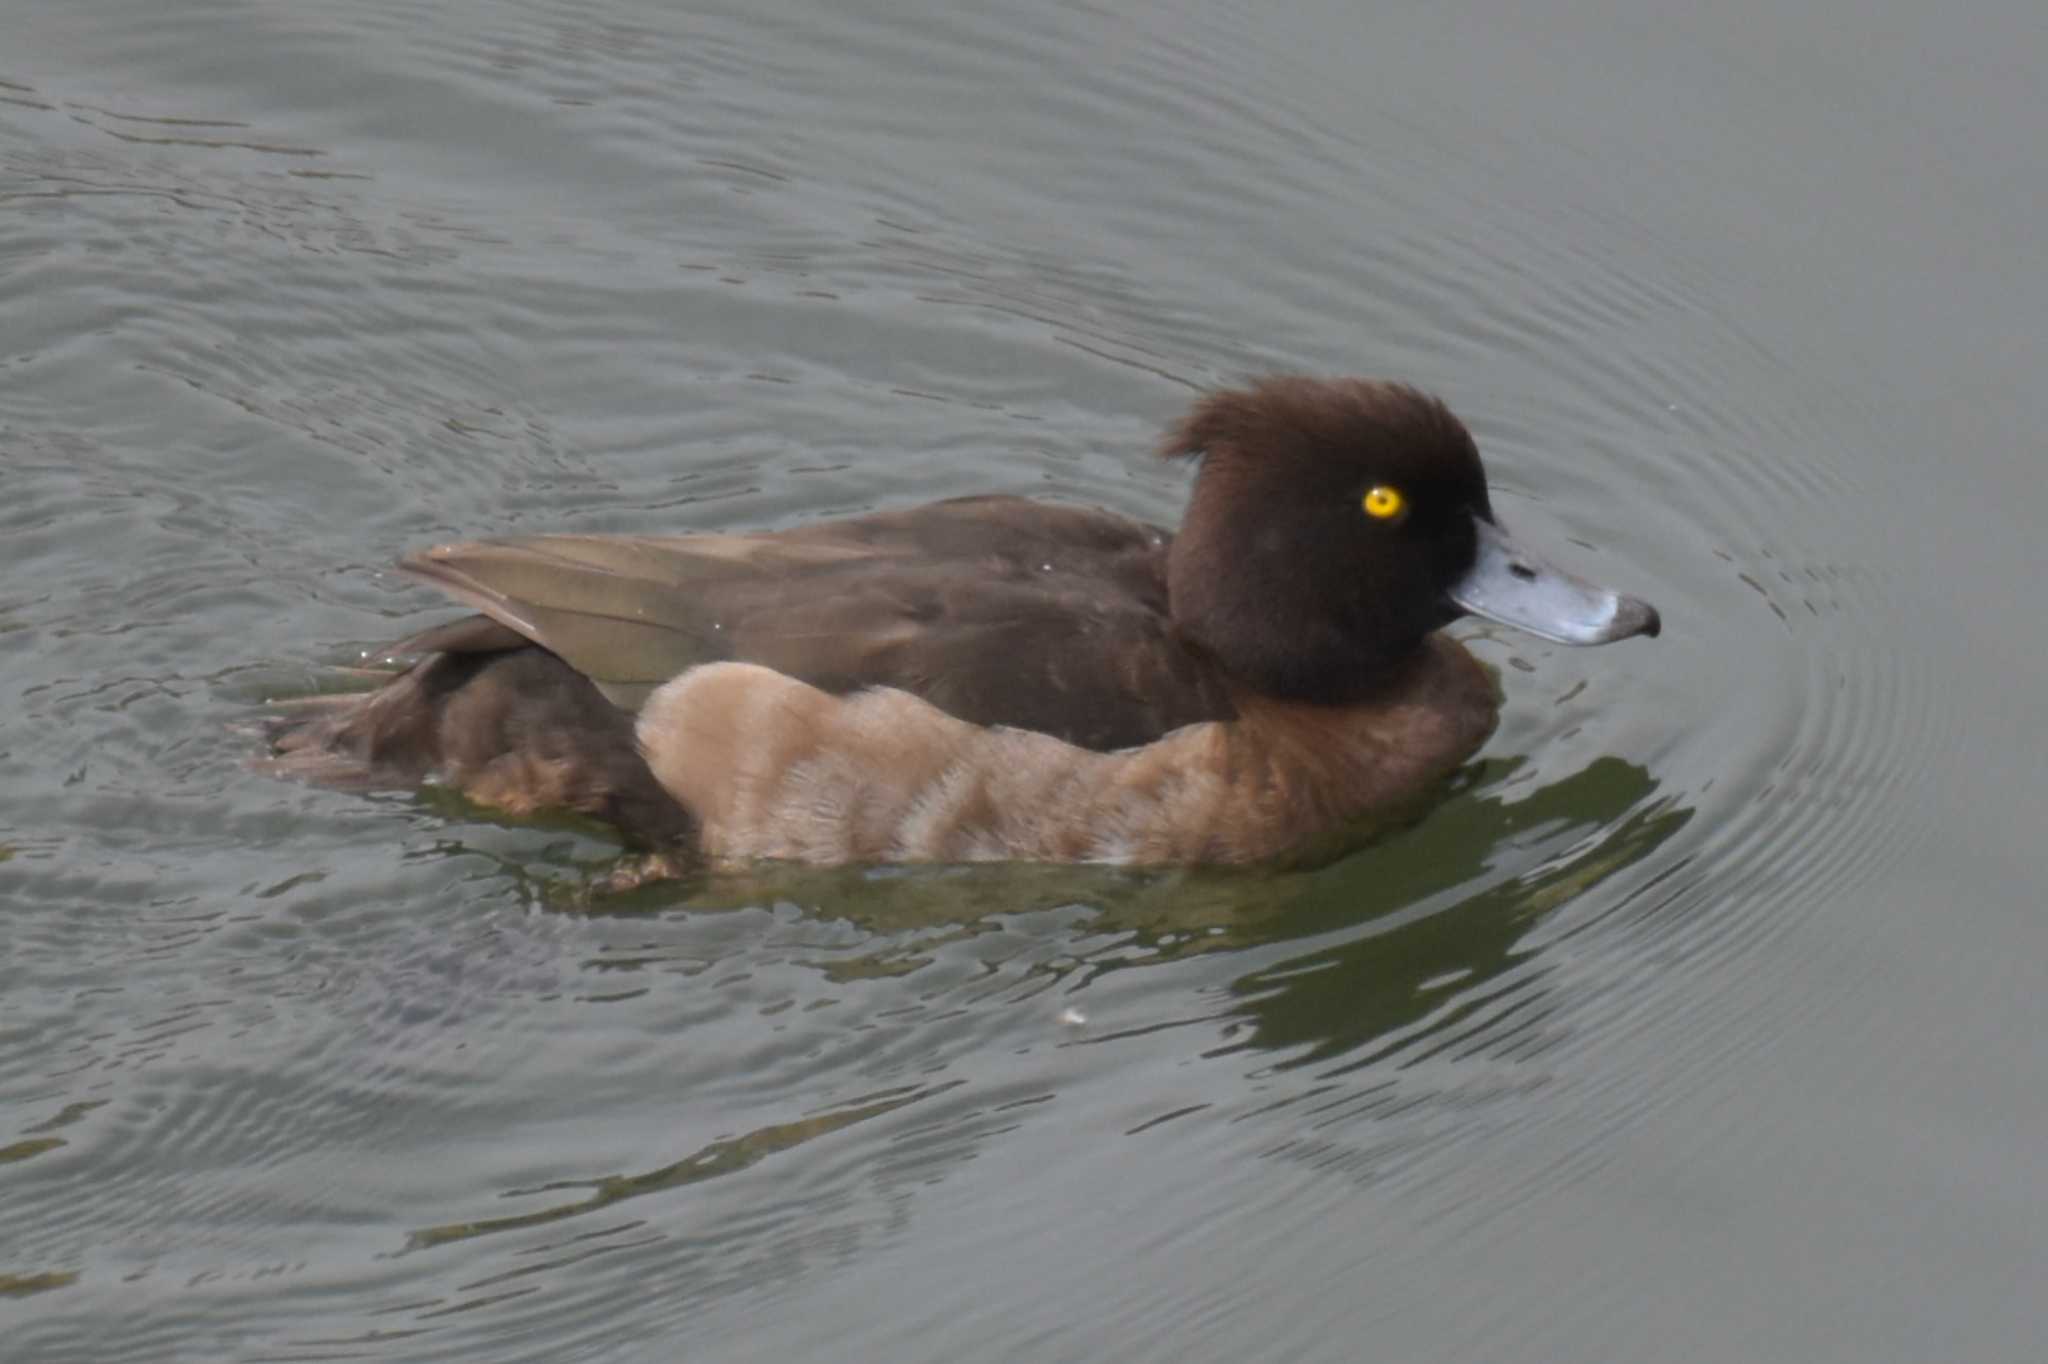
xmin=1449 ymin=515 xmax=1662 ymax=645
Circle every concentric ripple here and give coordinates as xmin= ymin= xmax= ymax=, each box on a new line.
xmin=2 ymin=0 xmax=2019 ymax=1361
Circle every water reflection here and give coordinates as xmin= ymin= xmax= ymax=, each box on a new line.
xmin=1228 ymin=758 xmax=1691 ymax=1065
xmin=604 ymin=754 xmax=1689 ymax=1070
xmin=406 ymin=1080 xmax=957 ymax=1251
xmin=379 ymin=752 xmax=1687 ymax=1271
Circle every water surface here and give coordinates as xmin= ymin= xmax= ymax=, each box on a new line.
xmin=5 ymin=1 xmax=2045 ymax=1360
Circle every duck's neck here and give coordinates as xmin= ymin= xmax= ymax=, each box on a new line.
xmin=1220 ymin=635 xmax=1499 ymax=797
xmin=1073 ymin=633 xmax=1500 ymax=863
xmin=1173 ymin=619 xmax=1428 ymax=707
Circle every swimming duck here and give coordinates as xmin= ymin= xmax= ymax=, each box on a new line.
xmin=266 ymin=377 xmax=1659 ymax=868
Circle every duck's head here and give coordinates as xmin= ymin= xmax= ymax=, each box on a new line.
xmin=1161 ymin=376 xmax=1660 ymax=703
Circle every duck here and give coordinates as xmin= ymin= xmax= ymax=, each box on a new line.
xmin=264 ymin=376 xmax=1660 ymax=870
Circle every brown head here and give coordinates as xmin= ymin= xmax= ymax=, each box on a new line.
xmin=1161 ymin=376 xmax=1659 ymax=704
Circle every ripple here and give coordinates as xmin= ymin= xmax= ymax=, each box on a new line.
xmin=1 ymin=0 xmax=2005 ymax=1358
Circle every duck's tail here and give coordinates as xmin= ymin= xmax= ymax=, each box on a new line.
xmin=258 ymin=638 xmax=695 ymax=849
xmin=257 ymin=661 xmax=452 ymax=791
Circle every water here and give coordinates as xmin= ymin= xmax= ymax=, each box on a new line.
xmin=5 ymin=0 xmax=2045 ymax=1359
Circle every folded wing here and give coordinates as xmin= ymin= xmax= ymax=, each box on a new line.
xmin=395 ymin=495 xmax=1236 ymax=752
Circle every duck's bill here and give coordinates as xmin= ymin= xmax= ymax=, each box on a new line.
xmin=1450 ymin=516 xmax=1662 ymax=645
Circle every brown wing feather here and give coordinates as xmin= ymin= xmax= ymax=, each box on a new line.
xmin=397 ymin=495 xmax=1235 ymax=751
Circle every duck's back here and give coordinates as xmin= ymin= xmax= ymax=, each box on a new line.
xmin=401 ymin=495 xmax=1236 ymax=750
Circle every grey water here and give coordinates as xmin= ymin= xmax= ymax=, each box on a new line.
xmin=4 ymin=0 xmax=2045 ymax=1359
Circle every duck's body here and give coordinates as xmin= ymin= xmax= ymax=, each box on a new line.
xmin=266 ymin=378 xmax=1658 ymax=869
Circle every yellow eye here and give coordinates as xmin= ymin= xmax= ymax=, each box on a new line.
xmin=1363 ymin=485 xmax=1408 ymax=522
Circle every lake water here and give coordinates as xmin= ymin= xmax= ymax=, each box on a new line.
xmin=5 ymin=1 xmax=2045 ymax=1359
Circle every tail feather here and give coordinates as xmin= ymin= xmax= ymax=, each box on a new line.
xmin=256 ymin=645 xmax=695 ymax=849
xmin=256 ymin=670 xmax=445 ymax=791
